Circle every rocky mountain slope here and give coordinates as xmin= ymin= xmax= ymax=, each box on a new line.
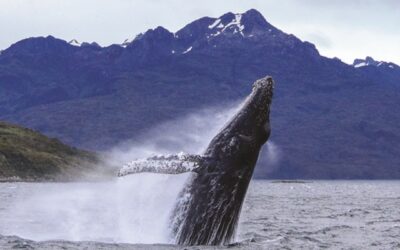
xmin=0 ymin=121 xmax=100 ymax=181
xmin=0 ymin=9 xmax=399 ymax=179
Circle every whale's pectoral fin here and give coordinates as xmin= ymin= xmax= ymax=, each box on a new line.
xmin=117 ymin=153 xmax=202 ymax=177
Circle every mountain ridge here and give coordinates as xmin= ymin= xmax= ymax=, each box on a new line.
xmin=3 ymin=9 xmax=398 ymax=68
xmin=0 ymin=9 xmax=399 ymax=179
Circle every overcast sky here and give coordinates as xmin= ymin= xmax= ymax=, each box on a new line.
xmin=0 ymin=0 xmax=399 ymax=64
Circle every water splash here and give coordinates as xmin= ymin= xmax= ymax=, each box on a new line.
xmin=0 ymin=102 xmax=242 ymax=244
xmin=0 ymin=174 xmax=190 ymax=243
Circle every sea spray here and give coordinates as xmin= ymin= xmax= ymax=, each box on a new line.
xmin=0 ymin=102 xmax=242 ymax=243
xmin=105 ymin=102 xmax=241 ymax=166
xmin=0 ymin=174 xmax=189 ymax=243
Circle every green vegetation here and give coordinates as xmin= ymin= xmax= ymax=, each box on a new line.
xmin=0 ymin=121 xmax=101 ymax=181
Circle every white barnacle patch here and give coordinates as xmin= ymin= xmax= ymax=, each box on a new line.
xmin=229 ymin=137 xmax=238 ymax=147
xmin=222 ymin=136 xmax=240 ymax=155
xmin=118 ymin=152 xmax=200 ymax=176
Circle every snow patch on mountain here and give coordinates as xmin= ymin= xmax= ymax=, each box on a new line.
xmin=183 ymin=46 xmax=192 ymax=54
xmin=121 ymin=38 xmax=134 ymax=47
xmin=353 ymin=56 xmax=398 ymax=69
xmin=222 ymin=14 xmax=245 ymax=36
xmin=208 ymin=19 xmax=221 ymax=29
xmin=354 ymin=61 xmax=368 ymax=68
xmin=207 ymin=13 xmax=246 ymax=37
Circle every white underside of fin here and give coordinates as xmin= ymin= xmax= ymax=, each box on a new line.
xmin=118 ymin=152 xmax=200 ymax=176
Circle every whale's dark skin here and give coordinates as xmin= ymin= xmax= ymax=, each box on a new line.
xmin=118 ymin=76 xmax=274 ymax=245
xmin=171 ymin=76 xmax=274 ymax=245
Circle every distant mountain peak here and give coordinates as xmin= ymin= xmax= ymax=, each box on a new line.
xmin=353 ymin=56 xmax=398 ymax=69
xmin=208 ymin=12 xmax=245 ymax=36
xmin=81 ymin=42 xmax=101 ymax=48
xmin=116 ymin=8 xmax=318 ymax=59
xmin=4 ymin=35 xmax=72 ymax=55
xmin=69 ymin=39 xmax=100 ymax=49
xmin=68 ymin=39 xmax=81 ymax=46
xmin=244 ymin=8 xmax=264 ymax=16
xmin=172 ymin=9 xmax=280 ymax=50
xmin=131 ymin=26 xmax=174 ymax=44
xmin=202 ymin=9 xmax=275 ymax=38
xmin=143 ymin=26 xmax=173 ymax=38
xmin=241 ymin=9 xmax=275 ymax=32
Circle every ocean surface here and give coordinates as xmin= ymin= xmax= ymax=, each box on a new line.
xmin=0 ymin=179 xmax=399 ymax=249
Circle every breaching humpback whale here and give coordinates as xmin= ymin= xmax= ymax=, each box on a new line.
xmin=118 ymin=76 xmax=274 ymax=245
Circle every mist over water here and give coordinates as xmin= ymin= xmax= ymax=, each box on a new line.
xmin=107 ymin=101 xmax=281 ymax=168
xmin=0 ymin=101 xmax=280 ymax=244
xmin=106 ymin=102 xmax=242 ymax=165
xmin=258 ymin=141 xmax=282 ymax=175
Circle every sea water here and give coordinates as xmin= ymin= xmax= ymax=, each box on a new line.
xmin=0 ymin=180 xmax=399 ymax=249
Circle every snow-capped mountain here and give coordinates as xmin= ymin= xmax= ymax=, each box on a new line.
xmin=175 ymin=9 xmax=278 ymax=40
xmin=353 ymin=56 xmax=398 ymax=69
xmin=0 ymin=9 xmax=400 ymax=179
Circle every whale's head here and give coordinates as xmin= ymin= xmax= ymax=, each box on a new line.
xmin=204 ymin=76 xmax=274 ymax=170
xmin=245 ymin=76 xmax=274 ymax=144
